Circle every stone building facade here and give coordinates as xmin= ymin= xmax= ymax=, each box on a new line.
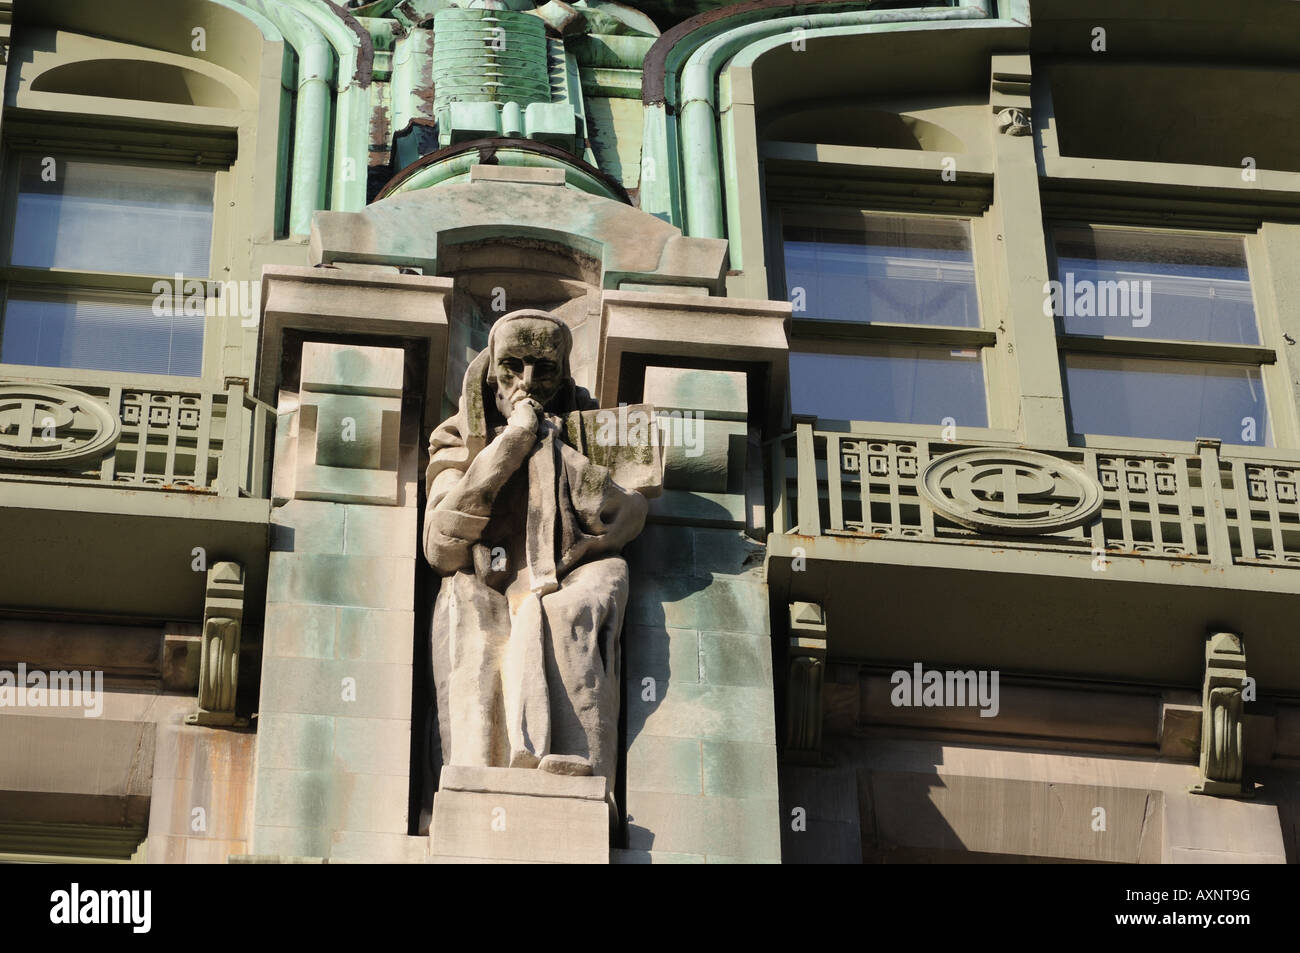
xmin=0 ymin=0 xmax=1297 ymax=863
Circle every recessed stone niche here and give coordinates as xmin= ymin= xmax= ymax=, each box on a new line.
xmin=295 ymin=342 xmax=405 ymax=505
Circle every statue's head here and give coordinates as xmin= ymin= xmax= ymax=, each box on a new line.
xmin=485 ymin=309 xmax=573 ymax=420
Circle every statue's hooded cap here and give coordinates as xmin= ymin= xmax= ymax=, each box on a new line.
xmin=426 ymin=309 xmax=596 ymax=495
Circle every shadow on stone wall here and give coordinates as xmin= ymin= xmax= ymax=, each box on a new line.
xmin=620 ymin=504 xmax=775 ymax=857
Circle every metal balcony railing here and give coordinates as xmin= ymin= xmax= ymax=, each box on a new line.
xmin=0 ymin=378 xmax=274 ymax=499
xmin=770 ymin=423 xmax=1300 ymax=569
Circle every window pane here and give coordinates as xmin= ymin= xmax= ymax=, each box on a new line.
xmin=12 ymin=156 xmax=214 ymax=276
xmin=783 ymin=212 xmax=978 ymax=327
xmin=1 ymin=289 xmax=203 ymax=377
xmin=1063 ymin=354 xmax=1268 ymax=446
xmin=1051 ymin=226 xmax=1258 ymax=344
xmin=791 ymin=345 xmax=987 ymax=427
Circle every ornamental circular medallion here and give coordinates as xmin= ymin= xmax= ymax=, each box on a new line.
xmin=919 ymin=447 xmax=1102 ymax=535
xmin=0 ymin=382 xmax=121 ymax=467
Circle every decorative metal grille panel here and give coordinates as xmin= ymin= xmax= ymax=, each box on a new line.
xmin=0 ymin=379 xmax=272 ymax=498
xmin=1224 ymin=460 xmax=1300 ymax=565
xmin=772 ymin=425 xmax=1294 ymax=570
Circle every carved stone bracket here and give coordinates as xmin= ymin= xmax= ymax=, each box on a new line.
xmin=990 ymin=54 xmax=1032 ymax=135
xmin=187 ymin=561 xmax=247 ymax=728
xmin=996 ymin=108 xmax=1031 ymax=136
xmin=785 ymin=602 xmax=828 ymax=764
xmin=1190 ymin=631 xmax=1251 ymax=797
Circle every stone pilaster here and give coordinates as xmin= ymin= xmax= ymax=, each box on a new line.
xmin=248 ymin=267 xmax=448 ymax=863
xmin=615 ymin=356 xmax=784 ymax=863
xmin=250 ymin=341 xmax=423 ymax=861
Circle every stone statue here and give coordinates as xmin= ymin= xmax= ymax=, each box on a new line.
xmin=423 ymin=309 xmax=648 ymax=791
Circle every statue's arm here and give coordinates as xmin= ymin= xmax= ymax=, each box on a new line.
xmin=437 ymin=424 xmax=535 ymax=516
xmin=423 ymin=423 xmax=536 ymax=574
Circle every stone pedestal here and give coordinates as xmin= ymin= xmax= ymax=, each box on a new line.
xmin=429 ymin=767 xmax=611 ymax=864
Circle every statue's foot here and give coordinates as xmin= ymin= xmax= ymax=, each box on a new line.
xmin=510 ymin=750 xmax=541 ymax=769
xmin=538 ymin=754 xmax=593 ymax=776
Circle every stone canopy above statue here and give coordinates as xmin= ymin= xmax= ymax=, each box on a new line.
xmin=312 ymin=166 xmax=726 ymax=289
xmin=263 ymin=162 xmax=788 ymax=447
xmin=311 ymin=164 xmax=730 ymax=407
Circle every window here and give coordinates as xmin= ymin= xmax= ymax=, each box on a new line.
xmin=1049 ymin=224 xmax=1272 ymax=446
xmin=776 ymin=208 xmax=991 ymax=427
xmin=790 ymin=344 xmax=985 ymax=426
xmin=1 ymin=152 xmax=217 ymax=378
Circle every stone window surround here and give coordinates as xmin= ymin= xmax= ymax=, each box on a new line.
xmin=0 ymin=145 xmax=232 ymax=388
xmin=1043 ymin=218 xmax=1287 ymax=452
xmin=766 ymin=202 xmax=1006 ymax=436
xmin=1032 ymin=60 xmax=1300 ymax=458
xmin=1030 ymin=64 xmax=1300 ymax=459
xmin=725 ymin=45 xmax=1300 ymax=460
xmin=0 ymin=15 xmax=285 ymax=390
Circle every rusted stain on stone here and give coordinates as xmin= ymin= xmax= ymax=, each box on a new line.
xmin=370 ymin=110 xmax=392 ymax=167
xmin=482 ymin=233 xmax=600 ymax=266
xmin=397 ymin=0 xmax=421 ymax=24
xmin=415 ymin=74 xmax=438 ymax=112
xmin=324 ymin=0 xmax=376 ymax=88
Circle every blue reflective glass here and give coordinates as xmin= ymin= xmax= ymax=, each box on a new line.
xmin=783 ymin=212 xmax=978 ymax=327
xmin=12 ymin=156 xmax=214 ymax=277
xmin=791 ymin=345 xmax=987 ymax=427
xmin=1 ymin=290 xmax=203 ymax=377
xmin=1051 ymin=226 xmax=1258 ymax=344
xmin=1063 ymin=354 xmax=1269 ymax=446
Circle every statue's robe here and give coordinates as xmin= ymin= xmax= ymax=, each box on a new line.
xmin=423 ymin=351 xmax=647 ymax=790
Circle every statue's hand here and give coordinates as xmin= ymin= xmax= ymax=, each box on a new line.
xmin=506 ymin=396 xmax=543 ymax=434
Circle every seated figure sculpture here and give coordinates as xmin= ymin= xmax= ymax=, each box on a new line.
xmin=423 ymin=309 xmax=648 ymax=790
